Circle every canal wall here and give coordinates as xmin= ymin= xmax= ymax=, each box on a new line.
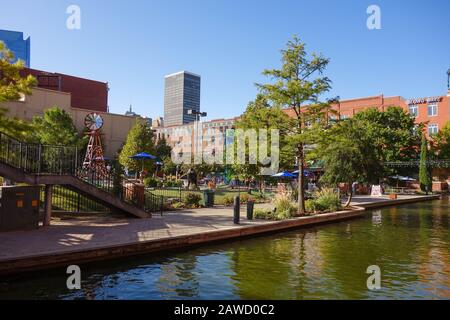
xmin=0 ymin=195 xmax=440 ymax=276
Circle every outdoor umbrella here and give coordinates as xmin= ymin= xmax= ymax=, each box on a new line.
xmin=292 ymin=169 xmax=311 ymax=177
xmin=272 ymin=171 xmax=297 ymax=179
xmin=129 ymin=152 xmax=157 ymax=172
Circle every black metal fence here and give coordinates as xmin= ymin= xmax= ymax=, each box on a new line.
xmin=0 ymin=131 xmax=164 ymax=214
xmin=0 ymin=132 xmax=82 ymax=175
xmin=40 ymin=185 xmax=110 ymax=213
xmin=147 ymin=187 xmax=204 ymax=204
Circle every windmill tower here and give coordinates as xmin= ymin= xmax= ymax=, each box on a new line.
xmin=83 ymin=113 xmax=107 ymax=175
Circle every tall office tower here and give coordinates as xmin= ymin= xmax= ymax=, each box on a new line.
xmin=0 ymin=30 xmax=31 ymax=67
xmin=164 ymin=71 xmax=201 ymax=127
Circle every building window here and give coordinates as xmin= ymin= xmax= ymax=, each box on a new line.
xmin=341 ymin=115 xmax=349 ymax=120
xmin=427 ymin=103 xmax=438 ymax=117
xmin=428 ymin=124 xmax=438 ymax=135
xmin=408 ymin=105 xmax=418 ymax=117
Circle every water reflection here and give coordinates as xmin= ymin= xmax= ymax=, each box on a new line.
xmin=0 ymin=199 xmax=449 ymax=300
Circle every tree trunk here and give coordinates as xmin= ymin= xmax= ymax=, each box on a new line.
xmin=345 ymin=184 xmax=353 ymax=208
xmin=298 ymin=145 xmax=305 ymax=215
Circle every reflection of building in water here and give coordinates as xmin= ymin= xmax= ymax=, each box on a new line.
xmin=415 ymin=208 xmax=450 ymax=299
xmin=372 ymin=210 xmax=382 ymax=226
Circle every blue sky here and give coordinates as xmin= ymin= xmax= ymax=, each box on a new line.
xmin=1 ymin=0 xmax=449 ymax=120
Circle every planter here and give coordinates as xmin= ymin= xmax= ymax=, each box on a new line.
xmin=389 ymin=194 xmax=398 ymax=200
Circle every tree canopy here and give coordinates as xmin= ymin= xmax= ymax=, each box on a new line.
xmin=32 ymin=106 xmax=85 ymax=147
xmin=256 ymin=35 xmax=333 ymax=214
xmin=0 ymin=41 xmax=37 ymax=140
xmin=119 ymin=120 xmax=156 ymax=172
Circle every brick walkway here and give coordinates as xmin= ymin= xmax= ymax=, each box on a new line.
xmin=0 ymin=195 xmax=439 ymax=264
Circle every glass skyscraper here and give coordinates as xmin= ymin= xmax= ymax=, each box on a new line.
xmin=164 ymin=71 xmax=201 ymax=127
xmin=0 ymin=30 xmax=30 ymax=67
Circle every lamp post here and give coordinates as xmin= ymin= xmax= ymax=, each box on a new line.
xmin=447 ymin=69 xmax=450 ymax=90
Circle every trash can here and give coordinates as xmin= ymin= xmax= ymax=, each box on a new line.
xmin=247 ymin=200 xmax=255 ymax=220
xmin=204 ymin=190 xmax=215 ymax=207
xmin=0 ymin=186 xmax=40 ymax=232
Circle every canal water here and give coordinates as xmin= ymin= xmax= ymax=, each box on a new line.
xmin=0 ymin=200 xmax=449 ymax=300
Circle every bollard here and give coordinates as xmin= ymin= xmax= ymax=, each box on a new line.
xmin=233 ymin=196 xmax=240 ymax=224
xmin=247 ymin=200 xmax=254 ymax=220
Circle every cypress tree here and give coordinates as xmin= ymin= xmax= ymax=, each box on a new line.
xmin=419 ymin=134 xmax=431 ymax=194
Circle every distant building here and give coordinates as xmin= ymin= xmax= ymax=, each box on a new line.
xmin=0 ymin=29 xmax=31 ymax=67
xmin=20 ymin=68 xmax=108 ymax=112
xmin=125 ymin=105 xmax=140 ymax=117
xmin=152 ymin=117 xmax=164 ymax=129
xmin=164 ymin=71 xmax=201 ymax=127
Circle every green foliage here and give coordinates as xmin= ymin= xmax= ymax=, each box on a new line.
xmin=352 ymin=106 xmax=422 ymax=179
xmin=305 ymin=188 xmax=341 ymax=213
xmin=434 ymin=121 xmax=450 ymax=159
xmin=232 ymin=94 xmax=295 ymax=180
xmin=256 ymin=35 xmax=333 ymax=214
xmin=222 ymin=195 xmax=235 ymax=206
xmin=112 ymin=161 xmax=124 ymax=197
xmin=313 ymin=188 xmax=341 ymax=212
xmin=0 ymin=41 xmax=37 ymax=140
xmin=171 ymin=202 xmax=185 ymax=209
xmin=419 ymin=134 xmax=431 ymax=193
xmin=31 ymin=107 xmax=85 ymax=147
xmin=239 ymin=193 xmax=254 ymax=204
xmin=119 ymin=120 xmax=156 ymax=172
xmin=305 ymin=199 xmax=316 ymax=213
xmin=143 ymin=177 xmax=158 ymax=188
xmin=254 ymin=208 xmax=273 ymax=220
xmin=315 ymin=119 xmax=366 ymax=186
xmin=273 ymin=192 xmax=296 ymax=219
xmin=185 ymin=192 xmax=202 ymax=208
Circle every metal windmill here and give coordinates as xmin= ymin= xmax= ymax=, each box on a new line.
xmin=82 ymin=113 xmax=107 ymax=175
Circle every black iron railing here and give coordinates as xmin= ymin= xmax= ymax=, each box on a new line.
xmin=40 ymin=185 xmax=110 ymax=213
xmin=0 ymin=131 xmax=164 ymax=214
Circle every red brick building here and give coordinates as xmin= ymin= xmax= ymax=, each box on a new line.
xmin=285 ymin=91 xmax=450 ymax=135
xmin=20 ymin=68 xmax=108 ymax=112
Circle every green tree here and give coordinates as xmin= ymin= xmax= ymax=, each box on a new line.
xmin=433 ymin=121 xmax=450 ymax=159
xmin=419 ymin=134 xmax=431 ymax=194
xmin=32 ymin=106 xmax=85 ymax=147
xmin=353 ymin=106 xmax=422 ymax=180
xmin=315 ymin=119 xmax=367 ymax=207
xmin=155 ymin=137 xmax=177 ymax=176
xmin=119 ymin=120 xmax=155 ymax=172
xmin=0 ymin=41 xmax=37 ymax=140
xmin=232 ymin=94 xmax=295 ymax=188
xmin=257 ymin=36 xmax=333 ymax=214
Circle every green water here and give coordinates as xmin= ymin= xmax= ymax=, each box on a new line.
xmin=0 ymin=200 xmax=449 ymax=300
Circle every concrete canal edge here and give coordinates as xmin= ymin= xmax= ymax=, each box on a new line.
xmin=0 ymin=195 xmax=441 ymax=276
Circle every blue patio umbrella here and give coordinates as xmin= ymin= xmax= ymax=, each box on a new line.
xmin=292 ymin=169 xmax=312 ymax=177
xmin=130 ymin=152 xmax=157 ymax=172
xmin=272 ymin=171 xmax=297 ymax=178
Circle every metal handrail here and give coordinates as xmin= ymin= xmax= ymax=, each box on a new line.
xmin=0 ymin=131 xmax=164 ymax=213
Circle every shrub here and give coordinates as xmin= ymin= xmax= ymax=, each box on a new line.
xmin=254 ymin=208 xmax=272 ymax=220
xmin=185 ymin=192 xmax=202 ymax=208
xmin=313 ymin=188 xmax=341 ymax=213
xmin=305 ymin=199 xmax=317 ymax=213
xmin=222 ymin=195 xmax=235 ymax=206
xmin=240 ymin=193 xmax=250 ymax=203
xmin=143 ymin=177 xmax=158 ymax=188
xmin=273 ymin=192 xmax=296 ymax=220
xmin=171 ymin=202 xmax=185 ymax=209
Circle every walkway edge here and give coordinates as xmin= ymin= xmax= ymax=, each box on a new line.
xmin=0 ymin=195 xmax=440 ymax=276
